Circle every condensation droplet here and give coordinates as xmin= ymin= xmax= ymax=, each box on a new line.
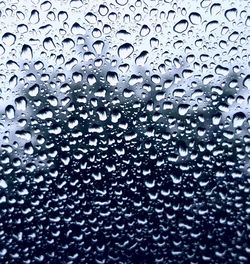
xmin=173 ymin=19 xmax=189 ymax=33
xmin=189 ymin=12 xmax=202 ymax=25
xmin=232 ymin=112 xmax=246 ymax=127
xmin=115 ymin=0 xmax=128 ymax=6
xmin=21 ymin=44 xmax=33 ymax=60
xmin=118 ymin=43 xmax=134 ymax=59
xmin=2 ymin=32 xmax=16 ymax=46
xmin=243 ymin=75 xmax=250 ymax=89
xmin=29 ymin=9 xmax=40 ymax=24
xmin=106 ymin=71 xmax=119 ymax=86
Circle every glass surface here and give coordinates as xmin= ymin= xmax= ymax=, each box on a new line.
xmin=0 ymin=0 xmax=250 ymax=263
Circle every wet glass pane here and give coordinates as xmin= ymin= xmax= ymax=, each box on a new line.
xmin=0 ymin=0 xmax=250 ymax=263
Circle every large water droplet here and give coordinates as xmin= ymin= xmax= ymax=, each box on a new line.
xmin=118 ymin=43 xmax=134 ymax=59
xmin=2 ymin=32 xmax=16 ymax=46
xmin=106 ymin=71 xmax=119 ymax=86
xmin=189 ymin=12 xmax=202 ymax=25
xmin=21 ymin=44 xmax=33 ymax=60
xmin=225 ymin=8 xmax=237 ymax=21
xmin=243 ymin=75 xmax=250 ymax=89
xmin=173 ymin=19 xmax=189 ymax=33
xmin=232 ymin=112 xmax=246 ymax=127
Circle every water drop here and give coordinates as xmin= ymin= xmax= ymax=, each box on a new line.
xmin=21 ymin=45 xmax=33 ymax=60
xmin=15 ymin=97 xmax=27 ymax=111
xmin=43 ymin=37 xmax=56 ymax=50
xmin=115 ymin=0 xmax=128 ymax=6
xmin=58 ymin=11 xmax=68 ymax=21
xmin=106 ymin=71 xmax=119 ymax=86
xmin=118 ymin=43 xmax=134 ymax=59
xmin=29 ymin=9 xmax=40 ymax=24
xmin=178 ymin=104 xmax=190 ymax=115
xmin=2 ymin=32 xmax=16 ymax=46
xmin=135 ymin=51 xmax=148 ymax=66
xmin=243 ymin=75 xmax=250 ymax=89
xmin=225 ymin=8 xmax=237 ymax=21
xmin=0 ymin=179 xmax=7 ymax=189
xmin=189 ymin=12 xmax=202 ymax=25
xmin=173 ymin=19 xmax=189 ymax=33
xmin=99 ymin=4 xmax=109 ymax=16
xmin=92 ymin=40 xmax=104 ymax=55
xmin=140 ymin=25 xmax=150 ymax=37
xmin=71 ymin=23 xmax=86 ymax=35
xmin=0 ymin=44 xmax=5 ymax=55
xmin=232 ymin=112 xmax=246 ymax=127
xmin=5 ymin=105 xmax=15 ymax=119
xmin=85 ymin=12 xmax=97 ymax=24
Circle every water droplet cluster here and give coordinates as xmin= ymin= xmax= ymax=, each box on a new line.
xmin=0 ymin=0 xmax=250 ymax=263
